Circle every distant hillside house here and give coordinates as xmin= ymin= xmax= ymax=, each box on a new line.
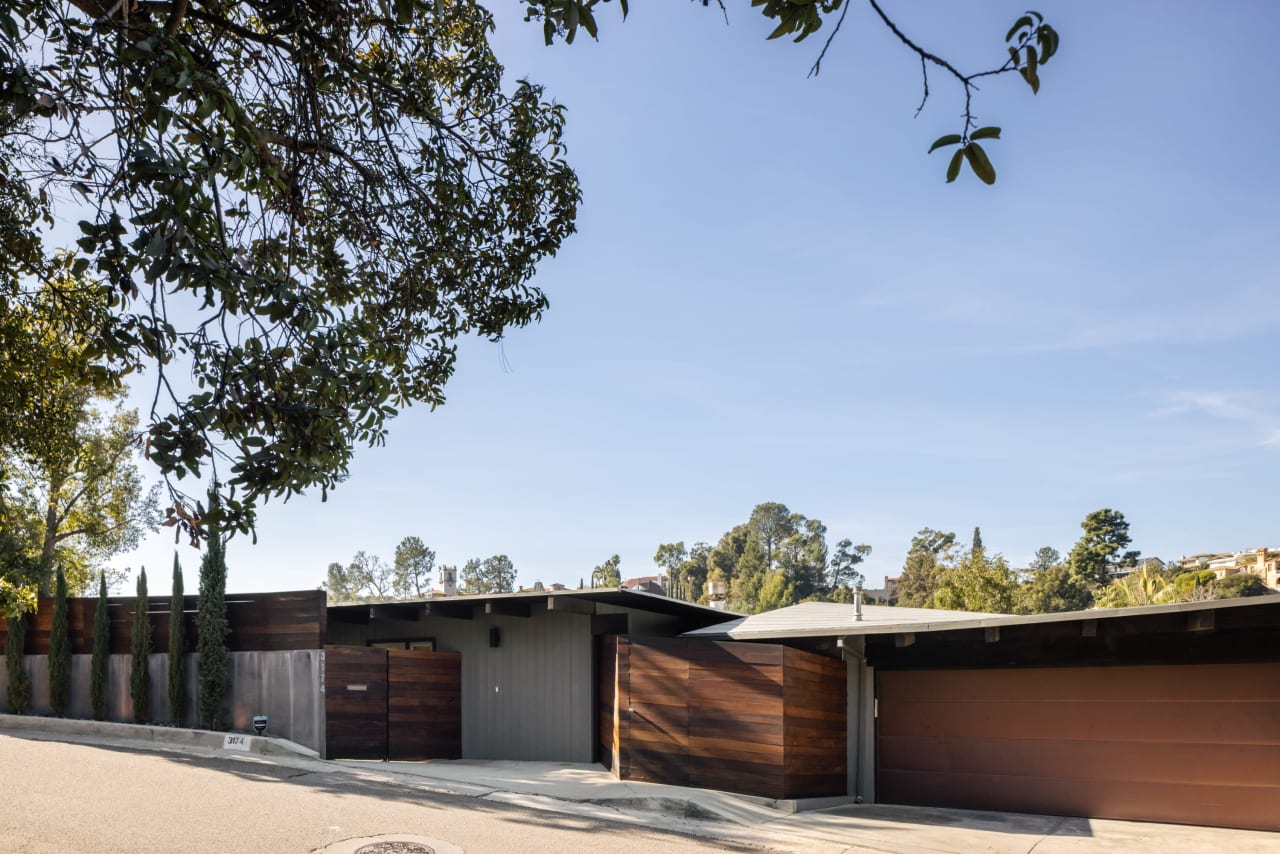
xmin=1177 ymin=548 xmax=1280 ymax=590
xmin=1109 ymin=556 xmax=1165 ymax=579
xmin=622 ymin=576 xmax=666 ymax=596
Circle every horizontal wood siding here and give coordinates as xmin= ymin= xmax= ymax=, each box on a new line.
xmin=387 ymin=649 xmax=461 ymax=760
xmin=784 ymin=646 xmax=847 ymax=798
xmin=613 ymin=637 xmax=846 ymax=800
xmin=324 ymin=645 xmax=388 ymax=760
xmin=0 ymin=591 xmax=325 ymax=654
xmin=877 ymin=662 xmax=1280 ymax=832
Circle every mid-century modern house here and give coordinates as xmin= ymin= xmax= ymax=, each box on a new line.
xmin=3 ymin=588 xmax=1277 ymax=833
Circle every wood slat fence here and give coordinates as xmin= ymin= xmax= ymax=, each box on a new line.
xmin=0 ymin=590 xmax=326 ymax=654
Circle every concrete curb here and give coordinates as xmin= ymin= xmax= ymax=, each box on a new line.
xmin=0 ymin=713 xmax=319 ymax=760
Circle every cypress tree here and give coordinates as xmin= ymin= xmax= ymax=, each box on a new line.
xmin=5 ymin=612 xmax=31 ymax=714
xmin=90 ymin=572 xmax=109 ymax=720
xmin=130 ymin=567 xmax=151 ymax=723
xmin=168 ymin=554 xmax=186 ymax=725
xmin=48 ymin=566 xmax=71 ymax=716
xmin=196 ymin=535 xmax=230 ymax=731
xmin=972 ymin=526 xmax=984 ymax=556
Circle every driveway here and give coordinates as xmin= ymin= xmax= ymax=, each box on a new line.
xmin=2 ymin=728 xmax=1276 ymax=854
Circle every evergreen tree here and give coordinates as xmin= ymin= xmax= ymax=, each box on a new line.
xmin=730 ymin=536 xmax=768 ymax=613
xmin=5 ymin=613 xmax=31 ymax=714
xmin=90 ymin=572 xmax=109 ymax=720
xmin=48 ymin=566 xmax=71 ymax=716
xmin=971 ymin=527 xmax=984 ymax=556
xmin=896 ymin=528 xmax=957 ymax=607
xmin=130 ymin=567 xmax=151 ymax=723
xmin=168 ymin=554 xmax=186 ymax=726
xmin=196 ymin=534 xmax=230 ymax=731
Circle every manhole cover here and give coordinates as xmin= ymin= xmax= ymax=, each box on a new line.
xmin=315 ymin=835 xmax=462 ymax=854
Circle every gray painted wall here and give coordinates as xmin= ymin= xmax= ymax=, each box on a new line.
xmin=843 ymin=637 xmax=876 ymax=803
xmin=0 ymin=651 xmax=323 ymax=754
xmin=336 ymin=602 xmax=596 ymax=762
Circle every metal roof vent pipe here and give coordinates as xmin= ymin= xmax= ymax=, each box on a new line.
xmin=854 ymin=583 xmax=863 ymax=622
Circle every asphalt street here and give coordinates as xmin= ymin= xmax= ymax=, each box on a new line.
xmin=0 ymin=733 xmax=764 ymax=854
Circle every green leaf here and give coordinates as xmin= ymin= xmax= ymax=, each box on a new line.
xmin=1005 ymin=15 xmax=1033 ymax=43
xmin=928 ymin=134 xmax=963 ymax=153
xmin=767 ymin=19 xmax=793 ymax=40
xmin=946 ymin=149 xmax=964 ymax=183
xmin=543 ymin=18 xmax=554 ymax=45
xmin=580 ymin=4 xmax=597 ymax=39
xmin=1027 ymin=9 xmax=1043 ymax=24
xmin=964 ymin=143 xmax=996 ymax=185
xmin=970 ymin=126 xmax=1001 ymax=141
xmin=619 ymin=0 xmax=629 ymax=18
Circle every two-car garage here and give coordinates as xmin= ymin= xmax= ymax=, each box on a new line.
xmin=877 ymin=662 xmax=1280 ymax=831
xmin=684 ymin=596 xmax=1280 ymax=833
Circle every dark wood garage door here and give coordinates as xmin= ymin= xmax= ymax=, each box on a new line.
xmin=877 ymin=662 xmax=1280 ymax=832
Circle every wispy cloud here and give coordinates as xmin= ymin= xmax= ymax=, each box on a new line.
xmin=1154 ymin=390 xmax=1280 ymax=448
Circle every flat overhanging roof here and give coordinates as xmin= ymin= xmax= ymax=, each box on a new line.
xmin=327 ymin=587 xmax=740 ymax=628
xmin=680 ymin=594 xmax=1280 ymax=641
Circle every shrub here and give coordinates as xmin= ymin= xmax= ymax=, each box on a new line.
xmin=130 ymin=567 xmax=151 ymax=723
xmin=168 ymin=554 xmax=186 ymax=725
xmin=48 ymin=566 xmax=71 ymax=716
xmin=1212 ymin=573 xmax=1270 ymax=600
xmin=90 ymin=572 xmax=109 ymax=720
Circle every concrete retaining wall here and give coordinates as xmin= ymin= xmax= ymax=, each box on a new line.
xmin=0 ymin=650 xmax=323 ymax=753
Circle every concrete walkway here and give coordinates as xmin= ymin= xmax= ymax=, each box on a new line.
xmin=3 ymin=715 xmax=1275 ymax=854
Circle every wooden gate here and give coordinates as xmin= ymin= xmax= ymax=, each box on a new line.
xmin=325 ymin=645 xmax=388 ymax=760
xmin=388 ymin=649 xmax=462 ymax=760
xmin=325 ymin=645 xmax=462 ymax=761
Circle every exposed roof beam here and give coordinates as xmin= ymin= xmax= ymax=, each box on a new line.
xmin=547 ymin=595 xmax=595 ymax=616
xmin=485 ymin=600 xmax=532 ymax=618
xmin=424 ymin=601 xmax=474 ymax=620
xmin=369 ymin=603 xmax=423 ymax=622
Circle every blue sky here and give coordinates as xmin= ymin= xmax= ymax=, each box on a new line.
xmin=114 ymin=0 xmax=1280 ymax=593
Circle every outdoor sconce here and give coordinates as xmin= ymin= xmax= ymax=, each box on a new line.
xmin=252 ymin=715 xmax=268 ymax=736
xmin=489 ymin=627 xmax=501 ymax=648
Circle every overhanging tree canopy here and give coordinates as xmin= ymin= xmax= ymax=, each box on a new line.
xmin=2 ymin=0 xmax=581 ymax=537
xmin=1 ymin=0 xmax=1057 ymax=542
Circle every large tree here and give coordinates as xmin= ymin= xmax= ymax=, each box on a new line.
xmin=933 ymin=549 xmax=1018 ymax=614
xmin=393 ymin=536 xmax=436 ymax=599
xmin=1068 ymin=509 xmax=1140 ymax=590
xmin=1 ymin=1 xmax=1059 ymax=543
xmin=895 ymin=528 xmax=956 ymax=608
xmin=459 ymin=554 xmax=516 ymax=595
xmin=5 ymin=402 xmax=160 ymax=595
xmin=591 ymin=554 xmax=622 ymax=588
xmin=828 ymin=539 xmax=872 ymax=593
